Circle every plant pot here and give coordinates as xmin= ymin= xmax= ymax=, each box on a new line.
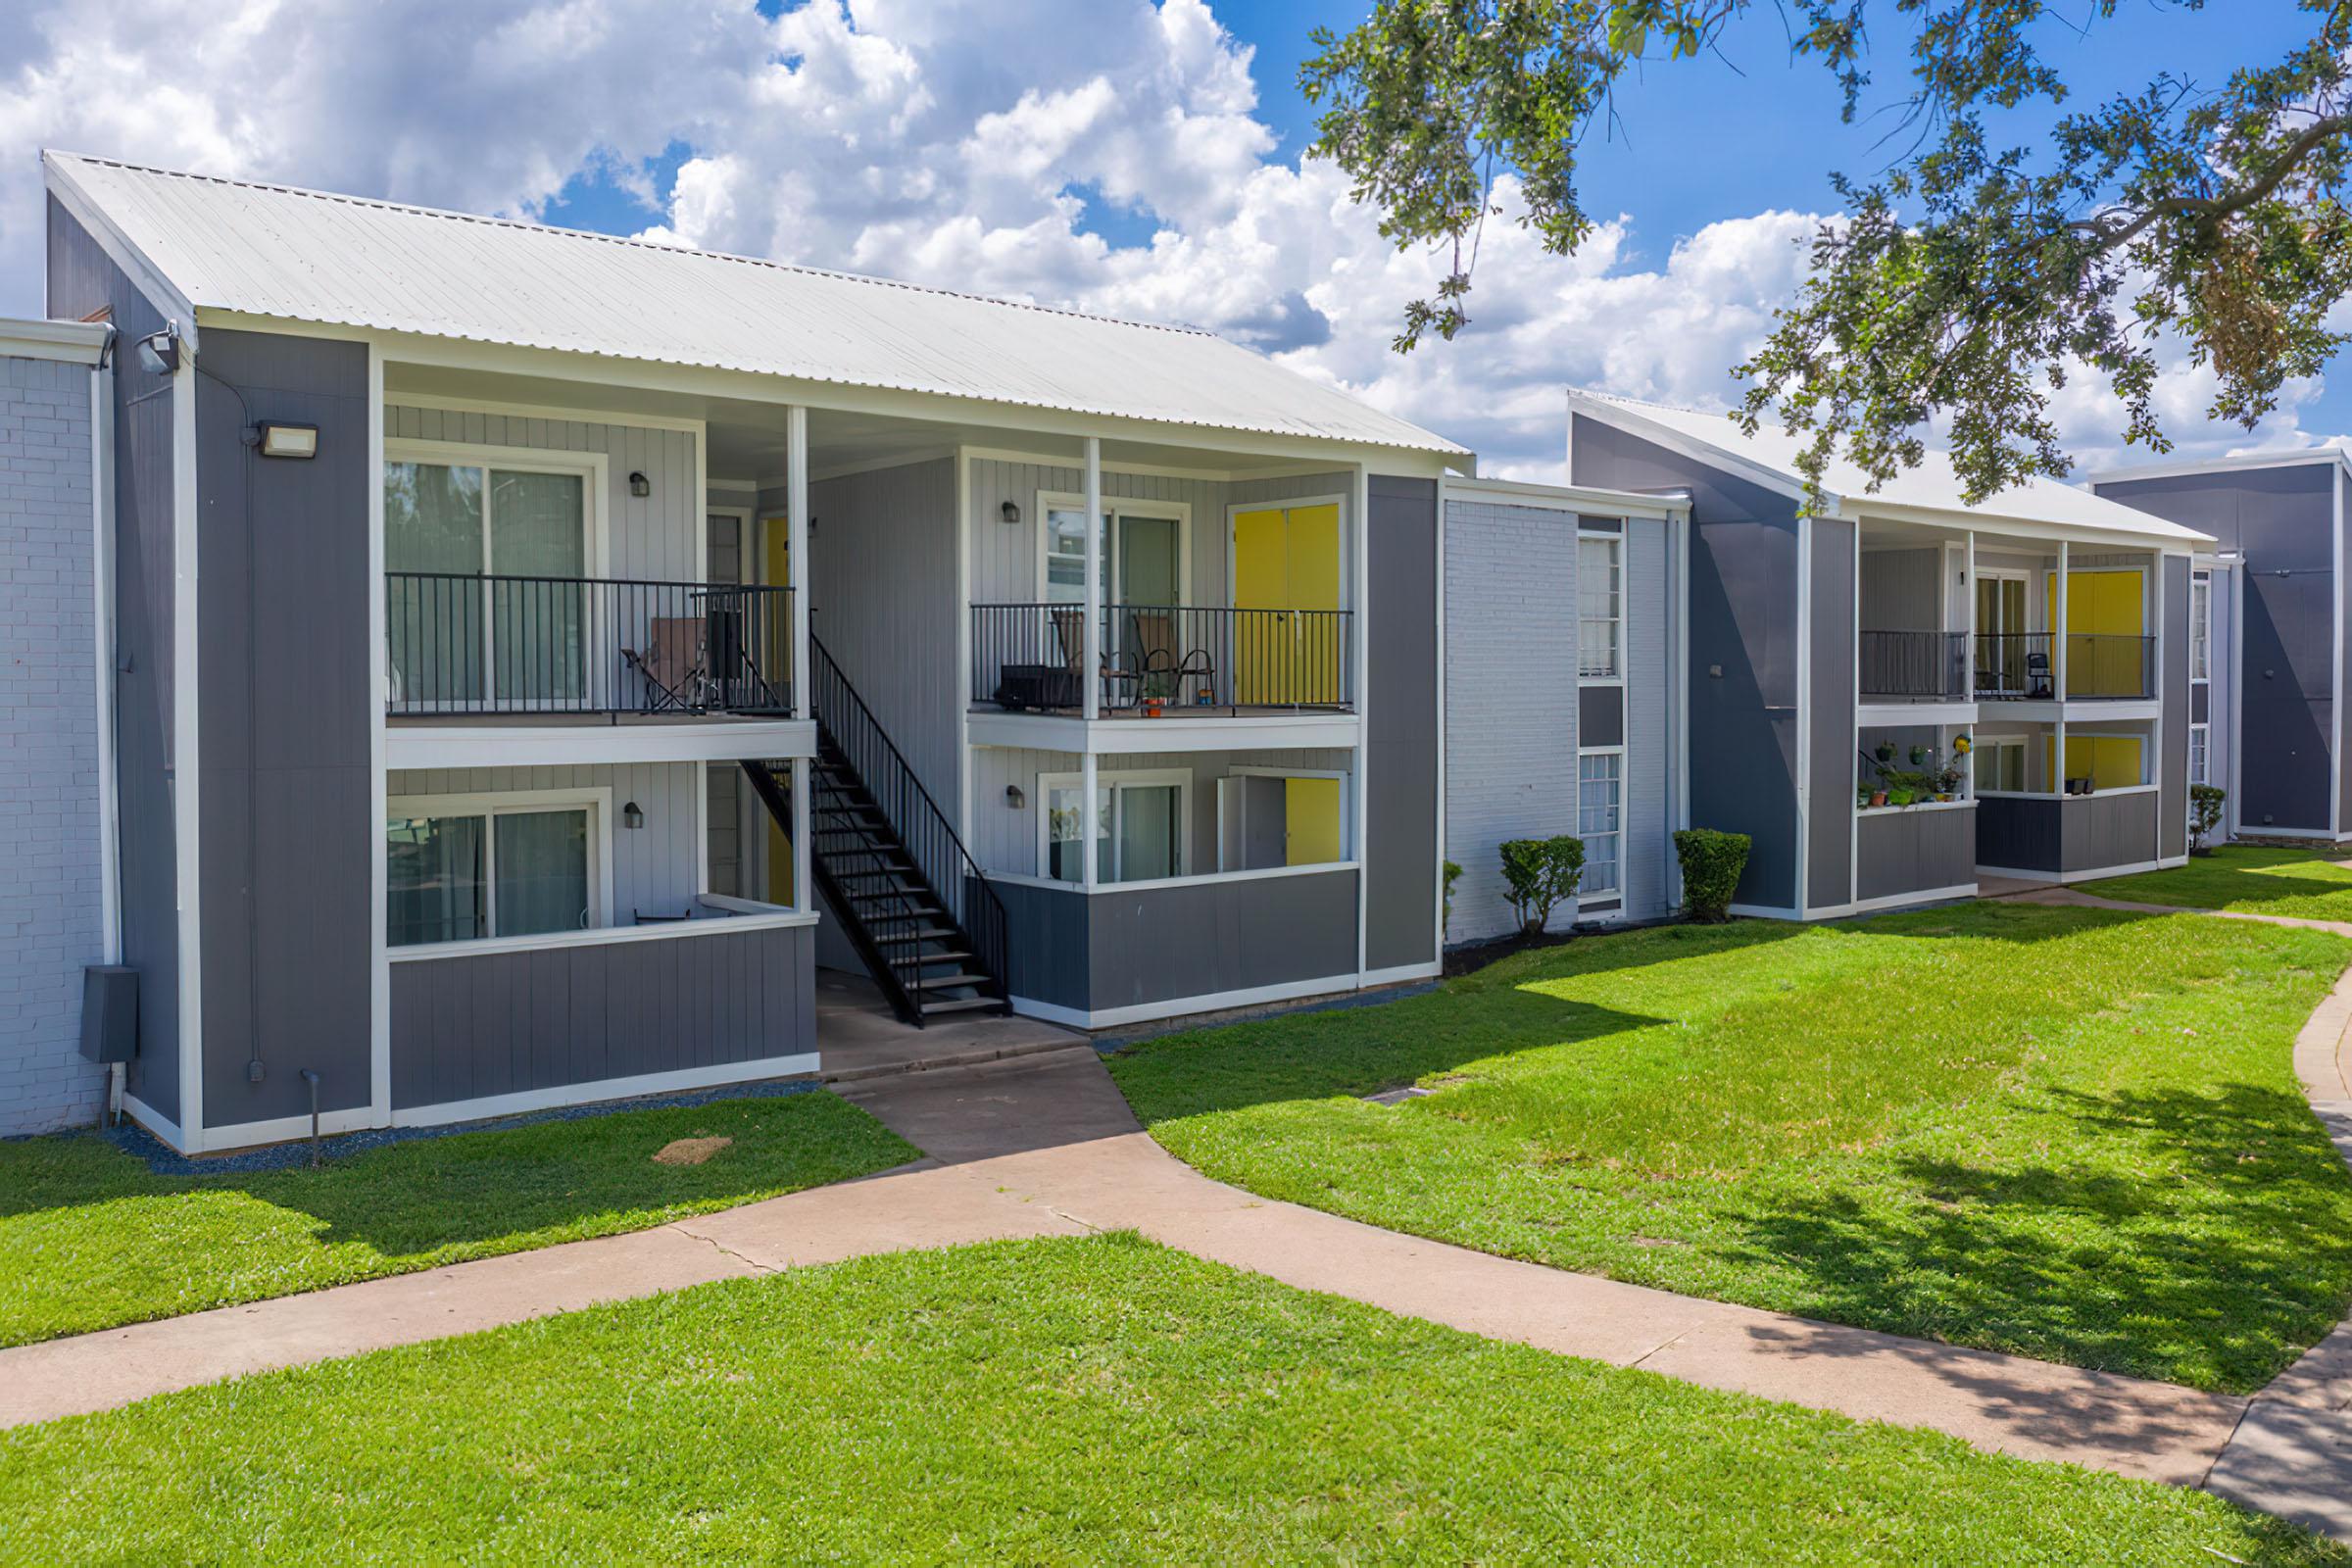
xmin=1888 ymin=790 xmax=1914 ymax=807
xmin=1869 ymin=791 xmax=1888 ymax=808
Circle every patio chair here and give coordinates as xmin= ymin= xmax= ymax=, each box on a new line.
xmin=1051 ymin=607 xmax=1143 ymax=710
xmin=1129 ymin=609 xmax=1215 ymax=708
xmin=621 ymin=615 xmax=710 ymax=712
xmin=2025 ymin=650 xmax=2054 ymax=701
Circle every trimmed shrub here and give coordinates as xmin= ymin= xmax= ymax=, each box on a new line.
xmin=1441 ymin=859 xmax=1463 ymax=938
xmin=1675 ymin=828 xmax=1751 ymax=923
xmin=1498 ymin=836 xmax=1585 ymax=938
xmin=2189 ymin=785 xmax=2228 ymax=855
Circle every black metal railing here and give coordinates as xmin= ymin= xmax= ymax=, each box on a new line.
xmin=384 ymin=572 xmax=791 ymax=716
xmin=969 ymin=602 xmax=1354 ymax=714
xmin=1859 ymin=629 xmax=1969 ymax=700
xmin=1974 ymin=630 xmax=2153 ymax=701
xmin=810 ymin=637 xmax=1007 ymax=1011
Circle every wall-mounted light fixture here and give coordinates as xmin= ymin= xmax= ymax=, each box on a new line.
xmin=1004 ymin=785 xmax=1025 ymax=808
xmin=1000 ymin=500 xmax=1021 ymax=525
xmin=628 ymin=470 xmax=651 ymax=498
xmin=254 ymin=421 xmax=319 ymax=460
xmin=622 ymin=801 xmax=644 ymax=830
xmin=133 ymin=322 xmax=180 ymax=376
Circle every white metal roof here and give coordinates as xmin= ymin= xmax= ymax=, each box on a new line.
xmin=45 ymin=152 xmax=1466 ymax=458
xmin=1570 ymin=389 xmax=2213 ymax=544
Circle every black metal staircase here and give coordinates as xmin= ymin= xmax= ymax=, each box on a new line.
xmin=739 ymin=638 xmax=1008 ymax=1026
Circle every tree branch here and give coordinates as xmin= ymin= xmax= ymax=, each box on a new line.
xmin=2069 ymin=113 xmax=2352 ymax=249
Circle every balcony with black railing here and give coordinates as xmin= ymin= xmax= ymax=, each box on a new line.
xmin=970 ymin=602 xmax=1354 ymax=716
xmin=385 ymin=571 xmax=793 ymax=718
xmin=1859 ymin=630 xmax=1970 ymax=701
xmin=1974 ymin=631 xmax=2154 ymax=701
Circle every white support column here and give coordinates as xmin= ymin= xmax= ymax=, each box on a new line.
xmin=1351 ymin=462 xmax=1370 ymax=979
xmin=1082 ymin=436 xmax=1102 ymax=722
xmin=1965 ymin=531 xmax=1978 ymax=798
xmin=792 ymin=757 xmax=813 ymax=912
xmin=366 ymin=341 xmax=391 ymax=1127
xmin=2054 ymin=540 xmax=2069 ymax=799
xmin=1081 ymin=751 xmax=1100 ymax=889
xmin=787 ymin=405 xmax=809 ymax=721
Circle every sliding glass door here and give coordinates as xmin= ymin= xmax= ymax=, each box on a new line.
xmin=385 ymin=459 xmax=588 ymax=709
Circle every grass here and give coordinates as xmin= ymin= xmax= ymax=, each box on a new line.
xmin=0 ymin=1091 xmax=913 ymax=1348
xmin=2083 ymin=845 xmax=2352 ymax=922
xmin=1 ymin=1234 xmax=2336 ymax=1566
xmin=1109 ymin=901 xmax=2352 ymax=1394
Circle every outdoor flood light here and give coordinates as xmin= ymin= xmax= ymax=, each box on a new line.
xmin=622 ymin=801 xmax=644 ymax=830
xmin=256 ymin=422 xmax=318 ymax=460
xmin=133 ymin=324 xmax=179 ymax=376
xmin=629 ymin=470 xmax=651 ymax=498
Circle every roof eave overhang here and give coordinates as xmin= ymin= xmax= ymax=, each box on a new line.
xmin=43 ymin=153 xmax=199 ymax=351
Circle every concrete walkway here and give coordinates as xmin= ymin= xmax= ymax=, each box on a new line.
xmin=3 ymin=892 xmax=2348 ymax=1541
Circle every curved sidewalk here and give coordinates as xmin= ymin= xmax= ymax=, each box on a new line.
xmin=4 ymin=895 xmax=2348 ymax=1541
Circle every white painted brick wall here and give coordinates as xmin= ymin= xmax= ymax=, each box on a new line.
xmin=0 ymin=354 xmax=105 ymax=1135
xmin=1444 ymin=499 xmax=1580 ymax=943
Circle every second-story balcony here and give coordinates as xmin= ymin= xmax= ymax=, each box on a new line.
xmin=1975 ymin=632 xmax=2154 ymax=702
xmin=970 ymin=603 xmax=1354 ymax=717
xmin=1860 ymin=630 xmax=1971 ymax=701
xmin=386 ymin=572 xmax=793 ymax=718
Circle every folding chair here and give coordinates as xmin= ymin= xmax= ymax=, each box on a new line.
xmin=1052 ymin=607 xmax=1142 ymax=710
xmin=1130 ymin=609 xmax=1215 ymax=708
xmin=622 ymin=616 xmax=710 ymax=712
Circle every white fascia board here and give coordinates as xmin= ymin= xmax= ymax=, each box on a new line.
xmin=384 ymin=718 xmax=817 ymax=770
xmin=0 ymin=316 xmax=113 ymax=363
xmin=1444 ymin=474 xmax=1690 ymax=519
xmin=43 ymin=155 xmax=200 ymax=351
xmin=965 ymin=709 xmax=1362 ymax=755
xmin=1843 ymin=501 xmax=2213 ymax=553
xmin=1565 ymin=395 xmax=1827 ymax=511
xmin=2088 ymin=448 xmax=2352 ymax=487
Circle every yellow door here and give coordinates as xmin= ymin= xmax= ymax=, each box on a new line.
xmin=1233 ymin=503 xmax=1343 ymax=704
xmin=1284 ymin=776 xmax=1343 ymax=865
xmin=2047 ymin=569 xmax=2144 ymax=697
xmin=762 ymin=516 xmax=794 ymax=905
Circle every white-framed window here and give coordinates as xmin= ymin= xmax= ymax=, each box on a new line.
xmin=383 ymin=441 xmax=605 ymax=707
xmin=1038 ymin=494 xmax=1191 ymax=609
xmin=1578 ymin=751 xmax=1623 ymax=896
xmin=1579 ymin=535 xmax=1622 ymax=678
xmin=1974 ymin=736 xmax=2029 ymax=794
xmin=2189 ymin=570 xmax=2211 ymax=683
xmin=386 ymin=789 xmax=611 ymax=947
xmin=2188 ymin=722 xmax=2210 ymax=787
xmin=1039 ymin=769 xmax=1191 ymax=884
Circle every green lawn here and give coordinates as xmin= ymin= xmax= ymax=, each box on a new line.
xmin=1109 ymin=902 xmax=2352 ymax=1394
xmin=1 ymin=1234 xmax=2333 ymax=1565
xmin=2084 ymin=845 xmax=2352 ymax=922
xmin=0 ymin=1091 xmax=912 ymax=1348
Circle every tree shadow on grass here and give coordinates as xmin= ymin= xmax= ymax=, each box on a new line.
xmin=0 ymin=1095 xmax=893 ymax=1260
xmin=1714 ymin=1081 xmax=2352 ymax=1393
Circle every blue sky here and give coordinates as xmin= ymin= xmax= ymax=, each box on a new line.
xmin=4 ymin=0 xmax=2342 ymax=475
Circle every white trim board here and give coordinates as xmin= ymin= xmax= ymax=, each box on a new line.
xmin=0 ymin=316 xmax=113 ymax=363
xmin=387 ymin=1054 xmax=823 ymax=1132
xmin=1804 ymin=883 xmax=1980 ymax=920
xmin=385 ymin=718 xmax=815 ymax=769
xmin=384 ymin=391 xmax=706 ymax=438
xmin=1011 ymin=973 xmax=1363 ymax=1031
xmin=965 ymin=709 xmax=1359 ymax=755
xmin=387 ymin=905 xmax=817 ymax=964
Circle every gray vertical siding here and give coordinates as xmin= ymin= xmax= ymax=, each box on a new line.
xmin=1365 ymin=474 xmax=1439 ymax=971
xmin=2062 ymin=790 xmax=2162 ymax=874
xmin=1808 ymin=518 xmax=1857 ymax=909
xmin=967 ymin=459 xmax=1230 ymax=607
xmin=810 ymin=457 xmax=959 ymax=811
xmin=194 ymin=330 xmax=373 ymax=1131
xmin=1625 ymin=517 xmax=1671 ymax=920
xmin=388 ymin=920 xmax=814 ymax=1112
xmin=1859 ymin=546 xmax=1942 ymax=629
xmin=994 ymin=869 xmax=1360 ymax=1016
xmin=388 ymin=761 xmax=707 ymax=920
xmin=2161 ymin=557 xmax=2190 ymax=859
xmin=2098 ymin=465 xmax=2335 ymax=831
xmin=1575 ymin=416 xmax=1802 ymax=909
xmin=385 ymin=405 xmax=701 ymax=582
xmin=1441 ymin=497 xmax=1579 ymax=941
xmin=1855 ymin=808 xmax=1977 ymax=901
xmin=47 ymin=198 xmax=182 ymax=1124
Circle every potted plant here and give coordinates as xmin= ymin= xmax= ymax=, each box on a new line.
xmin=1870 ymin=787 xmax=1888 ymax=808
xmin=1888 ymin=786 xmax=1915 ymax=807
xmin=1910 ymin=744 xmax=1933 ymax=765
xmin=1875 ymin=742 xmax=1895 ymax=764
